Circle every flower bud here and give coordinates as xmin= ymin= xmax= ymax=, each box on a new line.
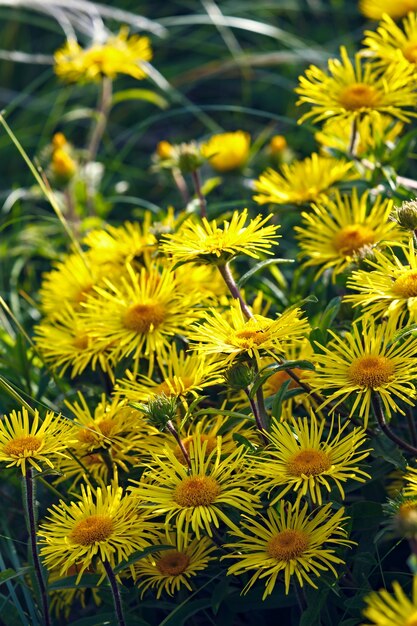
xmin=224 ymin=363 xmax=256 ymax=391
xmin=391 ymin=200 xmax=417 ymax=231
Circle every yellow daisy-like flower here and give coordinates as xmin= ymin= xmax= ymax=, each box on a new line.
xmin=190 ymin=299 xmax=310 ymax=367
xmin=359 ymin=0 xmax=417 ymax=20
xmin=252 ymin=415 xmax=370 ymax=505
xmin=54 ymin=28 xmax=152 ymax=83
xmin=363 ymin=12 xmax=417 ymax=71
xmin=49 ymin=565 xmax=102 ymax=620
xmin=296 ymin=46 xmax=417 ymax=126
xmin=133 ymin=529 xmax=217 ymax=598
xmin=82 ymin=219 xmax=157 ymax=268
xmin=201 ymin=130 xmax=250 ymax=172
xmin=79 ymin=263 xmax=200 ymax=370
xmin=223 ymin=502 xmax=352 ymax=597
xmin=295 ymin=189 xmax=403 ymax=280
xmin=253 ymin=153 xmax=356 ymax=206
xmin=115 ymin=345 xmax=224 ymax=405
xmin=34 ymin=305 xmax=114 ymax=379
xmin=402 ymin=466 xmax=417 ymax=498
xmin=0 ymin=407 xmax=75 ymax=476
xmin=316 ymin=115 xmax=404 ymax=159
xmin=129 ymin=438 xmax=259 ymax=541
xmin=38 ymin=483 xmax=154 ymax=583
xmin=160 ymin=209 xmax=280 ymax=265
xmin=345 ymin=241 xmax=417 ymax=324
xmin=305 ymin=316 xmax=417 ymax=426
xmin=362 ymin=576 xmax=417 ymax=625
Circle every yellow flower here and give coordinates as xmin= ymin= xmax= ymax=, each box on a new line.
xmin=296 ymin=46 xmax=417 ymax=126
xmin=269 ymin=135 xmax=287 ymax=155
xmin=189 ymin=299 xmax=310 ymax=367
xmin=133 ymin=529 xmax=217 ymax=598
xmin=38 ymin=483 xmax=154 ymax=583
xmin=51 ymin=148 xmax=76 ymax=181
xmin=253 ymin=153 xmax=356 ymax=206
xmin=252 ymin=414 xmax=370 ymax=505
xmin=295 ymin=189 xmax=404 ymax=280
xmin=156 ymin=140 xmax=174 ymax=160
xmin=201 ymin=131 xmax=250 ymax=172
xmin=345 ymin=241 xmax=417 ymax=325
xmin=0 ymin=407 xmax=75 ymax=476
xmin=362 ymin=576 xmax=417 ymax=625
xmin=54 ymin=28 xmax=152 ymax=83
xmin=305 ymin=316 xmax=417 ymax=426
xmin=363 ymin=12 xmax=417 ymax=71
xmin=223 ymin=502 xmax=352 ymax=597
xmin=160 ymin=208 xmax=280 ymax=265
xmin=115 ymin=345 xmax=223 ymax=406
xmin=129 ymin=437 xmax=259 ymax=541
xmin=359 ymin=0 xmax=417 ymax=20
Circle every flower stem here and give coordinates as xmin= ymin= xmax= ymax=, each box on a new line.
xmin=190 ymin=169 xmax=207 ymax=219
xmin=23 ymin=468 xmax=51 ymax=626
xmin=244 ymin=389 xmax=268 ymax=443
xmin=102 ymin=559 xmax=126 ymax=626
xmin=348 ymin=117 xmax=358 ymax=157
xmin=371 ymin=393 xmax=417 ymax=455
xmin=217 ymin=262 xmax=254 ymax=319
xmin=87 ymin=77 xmax=113 ymax=163
xmin=166 ymin=420 xmax=191 ymax=469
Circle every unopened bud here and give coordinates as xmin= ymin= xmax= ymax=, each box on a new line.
xmin=391 ymin=200 xmax=417 ymax=231
xmin=132 ymin=394 xmax=178 ymax=431
xmin=224 ymin=363 xmax=256 ymax=391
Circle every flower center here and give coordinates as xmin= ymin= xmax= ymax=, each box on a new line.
xmin=266 ymin=529 xmax=309 ymax=561
xmin=406 ymin=610 xmax=417 ymax=626
xmin=74 ymin=284 xmax=93 ymax=304
xmin=332 ymin=224 xmax=375 ymax=256
xmin=399 ymin=501 xmax=417 ymax=519
xmin=173 ymin=435 xmax=218 ymax=464
xmin=4 ymin=435 xmax=42 ymax=457
xmin=403 ymin=42 xmax=417 ymax=64
xmin=73 ymin=334 xmax=90 ymax=350
xmin=69 ymin=514 xmax=114 ymax=545
xmin=338 ymin=83 xmax=381 ymax=111
xmin=392 ymin=270 xmax=417 ymax=298
xmin=97 ymin=419 xmax=114 ymax=438
xmin=155 ymin=376 xmax=194 ymax=396
xmin=156 ymin=550 xmax=191 ymax=576
xmin=123 ymin=302 xmax=166 ymax=333
xmin=233 ymin=325 xmax=270 ymax=349
xmin=173 ymin=475 xmax=220 ymax=507
xmin=78 ymin=423 xmax=98 ymax=445
xmin=348 ymin=355 xmax=395 ymax=388
xmin=287 ymin=449 xmax=332 ymax=477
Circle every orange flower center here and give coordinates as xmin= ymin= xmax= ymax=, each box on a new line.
xmin=403 ymin=42 xmax=417 ymax=64
xmin=123 ymin=302 xmax=166 ymax=333
xmin=156 ymin=550 xmax=190 ymax=575
xmin=348 ymin=355 xmax=395 ymax=388
xmin=173 ymin=475 xmax=220 ymax=507
xmin=69 ymin=514 xmax=114 ymax=545
xmin=4 ymin=435 xmax=42 ymax=457
xmin=392 ymin=270 xmax=417 ymax=298
xmin=73 ymin=334 xmax=90 ymax=350
xmin=266 ymin=529 xmax=309 ymax=561
xmin=287 ymin=449 xmax=331 ymax=477
xmin=233 ymin=326 xmax=269 ymax=349
xmin=265 ymin=368 xmax=303 ymax=395
xmin=78 ymin=423 xmax=99 ymax=445
xmin=332 ymin=224 xmax=375 ymax=256
xmin=74 ymin=284 xmax=93 ymax=304
xmin=338 ymin=83 xmax=381 ymax=111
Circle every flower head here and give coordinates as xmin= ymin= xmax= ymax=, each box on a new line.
xmin=295 ymin=189 xmax=403 ymax=280
xmin=38 ymin=483 xmax=154 ymax=583
xmin=359 ymin=0 xmax=417 ymax=20
xmin=363 ymin=12 xmax=417 ymax=71
xmin=305 ymin=316 xmax=417 ymax=426
xmin=54 ymin=28 xmax=152 ymax=83
xmin=362 ymin=577 xmax=417 ymax=625
xmin=201 ymin=131 xmax=250 ymax=172
xmin=223 ymin=502 xmax=352 ymax=597
xmin=129 ymin=437 xmax=259 ymax=541
xmin=0 ymin=407 xmax=75 ymax=476
xmin=253 ymin=153 xmax=356 ymax=206
xmin=161 ymin=209 xmax=280 ymax=265
xmin=252 ymin=415 xmax=370 ymax=505
xmin=296 ymin=46 xmax=417 ymax=126
xmin=133 ymin=529 xmax=217 ymax=598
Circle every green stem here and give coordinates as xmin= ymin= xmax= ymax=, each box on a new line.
xmin=217 ymin=262 xmax=254 ymax=319
xmin=87 ymin=77 xmax=113 ymax=163
xmin=244 ymin=389 xmax=268 ymax=443
xmin=372 ymin=393 xmax=417 ymax=455
xmin=102 ymin=559 xmax=126 ymax=626
xmin=166 ymin=420 xmax=191 ymax=469
xmin=190 ymin=169 xmax=207 ymax=219
xmin=24 ymin=468 xmax=51 ymax=626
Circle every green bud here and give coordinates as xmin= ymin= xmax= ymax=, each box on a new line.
xmin=224 ymin=363 xmax=256 ymax=391
xmin=391 ymin=200 xmax=417 ymax=231
xmin=131 ymin=394 xmax=177 ymax=431
xmin=175 ymin=142 xmax=206 ymax=174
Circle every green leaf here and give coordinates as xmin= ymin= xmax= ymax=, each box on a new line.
xmin=233 ymin=433 xmax=258 ymax=452
xmin=112 ymin=89 xmax=169 ymax=109
xmin=271 ymin=379 xmax=292 ymax=421
xmin=371 ymin=433 xmax=407 ymax=470
xmin=69 ymin=614 xmax=120 ymax=626
xmin=0 ymin=567 xmax=30 ymax=584
xmin=48 ymin=574 xmax=101 ymax=590
xmin=249 ymin=359 xmax=314 ymax=398
xmin=237 ymin=258 xmax=294 ymax=288
xmin=318 ymin=296 xmax=341 ymax=331
xmin=389 ymin=323 xmax=417 ymax=346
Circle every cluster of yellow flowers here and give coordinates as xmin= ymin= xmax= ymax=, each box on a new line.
xmin=8 ymin=3 xmax=417 ymax=624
